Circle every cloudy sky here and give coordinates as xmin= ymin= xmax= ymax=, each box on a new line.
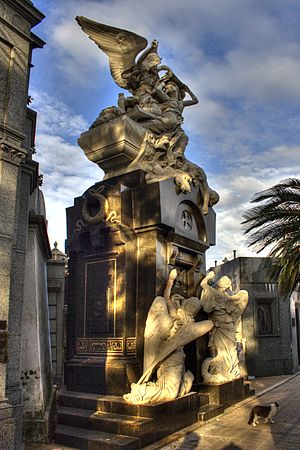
xmin=30 ymin=0 xmax=300 ymax=268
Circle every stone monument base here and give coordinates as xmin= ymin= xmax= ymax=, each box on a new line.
xmin=198 ymin=377 xmax=246 ymax=408
xmin=55 ymin=391 xmax=199 ymax=449
xmin=23 ymin=385 xmax=57 ymax=443
xmin=64 ymin=357 xmax=140 ymax=396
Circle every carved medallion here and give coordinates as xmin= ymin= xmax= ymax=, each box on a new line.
xmin=181 ymin=210 xmax=193 ymax=231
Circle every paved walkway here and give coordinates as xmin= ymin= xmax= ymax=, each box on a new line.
xmin=145 ymin=373 xmax=300 ymax=450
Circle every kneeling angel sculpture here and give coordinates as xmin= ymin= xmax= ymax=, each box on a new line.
xmin=124 ymin=269 xmax=213 ymax=404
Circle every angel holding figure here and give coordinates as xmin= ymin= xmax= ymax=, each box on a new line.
xmin=76 ymin=17 xmax=219 ymax=215
xmin=200 ymin=271 xmax=249 ymax=383
xmin=123 ymin=269 xmax=213 ymax=405
xmin=76 ymin=16 xmax=198 ymax=138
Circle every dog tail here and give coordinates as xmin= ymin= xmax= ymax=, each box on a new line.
xmin=248 ymin=410 xmax=254 ymax=425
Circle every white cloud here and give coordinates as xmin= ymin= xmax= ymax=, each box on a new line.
xmin=32 ymin=90 xmax=88 ymax=137
xmin=32 ymin=90 xmax=102 ymax=251
xmin=200 ymin=47 xmax=300 ymax=102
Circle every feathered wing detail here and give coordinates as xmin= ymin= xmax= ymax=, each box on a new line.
xmin=76 ymin=16 xmax=148 ymax=89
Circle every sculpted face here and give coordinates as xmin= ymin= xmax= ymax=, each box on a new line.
xmin=182 ymin=297 xmax=201 ymax=317
xmin=175 ymin=172 xmax=192 ymax=193
xmin=144 ymin=53 xmax=161 ymax=69
xmin=216 ymin=276 xmax=232 ymax=291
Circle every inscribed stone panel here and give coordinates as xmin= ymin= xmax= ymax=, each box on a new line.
xmin=84 ymin=259 xmax=116 ymax=336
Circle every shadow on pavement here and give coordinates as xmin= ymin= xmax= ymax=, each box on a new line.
xmin=178 ymin=431 xmax=200 ymax=449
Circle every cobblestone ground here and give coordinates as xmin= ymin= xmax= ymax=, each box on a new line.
xmin=146 ymin=373 xmax=300 ymax=450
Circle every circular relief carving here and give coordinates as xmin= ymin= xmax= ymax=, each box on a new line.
xmin=181 ymin=210 xmax=193 ymax=231
xmin=81 ymin=186 xmax=108 ymax=225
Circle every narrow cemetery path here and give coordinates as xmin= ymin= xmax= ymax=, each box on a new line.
xmin=145 ymin=373 xmax=300 ymax=450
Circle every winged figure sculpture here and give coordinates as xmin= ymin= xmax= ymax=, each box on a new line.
xmin=76 ymin=16 xmax=161 ymax=95
xmin=76 ymin=17 xmax=219 ymax=213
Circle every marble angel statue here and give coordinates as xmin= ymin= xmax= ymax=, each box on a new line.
xmin=200 ymin=271 xmax=249 ymax=383
xmin=76 ymin=17 xmax=219 ymax=214
xmin=76 ymin=17 xmax=198 ymax=129
xmin=123 ymin=269 xmax=213 ymax=404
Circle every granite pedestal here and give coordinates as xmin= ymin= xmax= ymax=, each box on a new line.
xmin=199 ymin=377 xmax=245 ymax=408
xmin=64 ymin=167 xmax=216 ymax=394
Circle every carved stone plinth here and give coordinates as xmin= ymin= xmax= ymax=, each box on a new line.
xmin=198 ymin=378 xmax=245 ymax=408
xmin=78 ymin=115 xmax=145 ymax=178
xmin=65 ymin=167 xmax=216 ymax=395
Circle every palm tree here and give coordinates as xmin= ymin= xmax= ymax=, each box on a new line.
xmin=242 ymin=178 xmax=300 ymax=297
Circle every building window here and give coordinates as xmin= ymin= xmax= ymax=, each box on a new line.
xmin=255 ymin=298 xmax=279 ymax=336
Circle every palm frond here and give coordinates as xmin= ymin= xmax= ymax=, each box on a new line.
xmin=242 ymin=178 xmax=300 ymax=296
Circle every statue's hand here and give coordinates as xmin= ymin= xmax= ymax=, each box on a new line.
xmin=151 ymin=39 xmax=159 ymax=49
xmin=169 ymin=268 xmax=177 ymax=281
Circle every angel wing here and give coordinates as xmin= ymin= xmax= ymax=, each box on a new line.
xmin=76 ymin=16 xmax=148 ymax=89
xmin=138 ymin=319 xmax=213 ymax=385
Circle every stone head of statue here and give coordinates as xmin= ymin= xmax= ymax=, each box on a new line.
xmin=174 ymin=172 xmax=192 ymax=193
xmin=181 ymin=296 xmax=201 ymax=317
xmin=143 ymin=53 xmax=161 ymax=70
xmin=216 ymin=276 xmax=232 ymax=291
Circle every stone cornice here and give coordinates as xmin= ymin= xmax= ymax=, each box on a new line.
xmin=6 ymin=0 xmax=45 ymax=28
xmin=21 ymin=158 xmax=39 ymax=193
xmin=28 ymin=214 xmax=52 ymax=260
xmin=0 ymin=4 xmax=45 ymax=48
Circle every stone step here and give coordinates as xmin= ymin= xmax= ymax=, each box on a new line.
xmin=243 ymin=382 xmax=255 ymax=398
xmin=198 ymin=393 xmax=210 ymax=406
xmin=59 ymin=390 xmax=198 ymax=419
xmin=55 ymin=424 xmax=140 ymax=450
xmin=197 ymin=404 xmax=224 ymax=422
xmin=57 ymin=390 xmax=199 ymax=446
xmin=58 ymin=406 xmax=154 ymax=437
xmin=59 ymin=390 xmax=131 ymax=414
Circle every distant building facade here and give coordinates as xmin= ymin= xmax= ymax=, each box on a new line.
xmin=213 ymin=257 xmax=300 ymax=377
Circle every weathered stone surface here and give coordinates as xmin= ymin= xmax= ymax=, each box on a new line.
xmin=56 ymin=390 xmax=199 ymax=448
xmin=0 ymin=1 xmax=45 ymax=447
xmin=47 ymin=244 xmax=67 ymax=386
xmin=78 ymin=115 xmax=145 ymax=177
xmin=198 ymin=377 xmax=245 ymax=408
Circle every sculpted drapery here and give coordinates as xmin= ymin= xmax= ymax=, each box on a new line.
xmin=200 ymin=271 xmax=249 ymax=383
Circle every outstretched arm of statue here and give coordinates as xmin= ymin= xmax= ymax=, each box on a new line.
xmin=163 ymin=269 xmax=178 ymax=318
xmin=228 ymin=290 xmax=249 ymax=308
xmin=200 ymin=271 xmax=215 ymax=292
xmin=182 ymin=85 xmax=199 ymax=107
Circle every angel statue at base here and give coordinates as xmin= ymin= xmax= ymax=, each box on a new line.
xmin=123 ymin=269 xmax=213 ymax=405
xmin=200 ymin=271 xmax=249 ymax=383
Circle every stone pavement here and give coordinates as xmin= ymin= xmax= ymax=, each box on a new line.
xmin=144 ymin=373 xmax=300 ymax=450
